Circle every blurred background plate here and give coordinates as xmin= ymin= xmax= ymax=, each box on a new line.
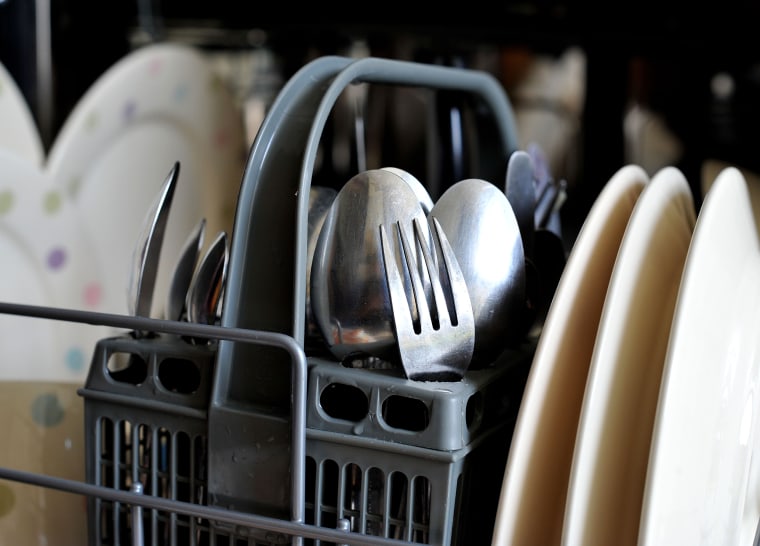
xmin=0 ymin=148 xmax=107 ymax=384
xmin=46 ymin=42 xmax=245 ymax=245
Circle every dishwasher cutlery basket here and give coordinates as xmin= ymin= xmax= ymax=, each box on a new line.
xmin=74 ymin=55 xmax=533 ymax=546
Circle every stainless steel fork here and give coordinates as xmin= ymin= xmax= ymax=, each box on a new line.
xmin=380 ymin=216 xmax=475 ymax=381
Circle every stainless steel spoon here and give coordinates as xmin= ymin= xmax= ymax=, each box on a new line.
xmin=186 ymin=230 xmax=228 ymax=326
xmin=306 ymin=186 xmax=337 ymax=347
xmin=126 ymin=162 xmax=179 ymax=335
xmin=311 ymin=169 xmax=428 ymax=364
xmin=430 ymin=178 xmax=526 ymax=366
xmin=504 ymin=150 xmax=536 ymax=261
xmin=381 ymin=166 xmax=434 ymax=213
xmin=165 ymin=217 xmax=206 ymax=322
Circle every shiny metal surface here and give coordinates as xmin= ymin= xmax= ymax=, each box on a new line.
xmin=310 ymin=169 xmax=428 ymax=363
xmin=165 ymin=217 xmax=206 ymax=321
xmin=380 ymin=216 xmax=475 ymax=381
xmin=305 ymin=185 xmax=337 ymax=345
xmin=430 ymin=178 xmax=526 ymax=366
xmin=186 ymin=230 xmax=228 ymax=326
xmin=505 ymin=150 xmax=536 ymax=260
xmin=380 ymin=166 xmax=434 ymax=214
xmin=127 ymin=162 xmax=179 ymax=331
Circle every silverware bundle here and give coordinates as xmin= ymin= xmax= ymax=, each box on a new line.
xmin=127 ymin=161 xmax=229 ymax=341
xmin=308 ymin=153 xmax=566 ymax=381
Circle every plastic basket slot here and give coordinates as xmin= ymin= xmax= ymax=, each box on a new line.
xmin=317 ymin=379 xmax=440 ymax=433
xmin=105 ymin=349 xmax=204 ymax=395
xmin=305 ymin=457 xmax=433 ymax=545
xmin=106 ymin=351 xmax=148 ymax=385
xmin=319 ymin=382 xmax=370 ymax=423
xmin=306 ymin=355 xmax=525 ymax=452
xmin=157 ymin=356 xmax=203 ymax=395
xmin=381 ymin=395 xmax=430 ymax=433
xmin=93 ymin=415 xmax=210 ymax=544
xmin=85 ymin=334 xmax=217 ymax=413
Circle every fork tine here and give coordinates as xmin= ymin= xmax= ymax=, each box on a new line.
xmin=412 ymin=217 xmax=450 ymax=329
xmin=382 ymin=217 xmax=475 ymax=381
xmin=429 ymin=216 xmax=474 ymax=332
xmin=400 ymin=219 xmax=435 ymax=333
xmin=380 ymin=223 xmax=417 ymax=335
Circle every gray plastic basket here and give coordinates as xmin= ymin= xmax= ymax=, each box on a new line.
xmin=65 ymin=308 xmax=309 ymax=546
xmin=304 ymin=347 xmax=532 ymax=546
xmin=206 ymin=55 xmax=524 ymax=545
xmin=80 ymin=333 xmax=216 ymax=545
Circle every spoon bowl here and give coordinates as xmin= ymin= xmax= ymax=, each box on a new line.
xmin=381 ymin=166 xmax=434 ymax=214
xmin=430 ymin=178 xmax=526 ymax=366
xmin=165 ymin=217 xmax=206 ymax=321
xmin=306 ymin=186 xmax=338 ymax=348
xmin=310 ymin=169 xmax=428 ymax=363
xmin=186 ymin=230 xmax=228 ymax=327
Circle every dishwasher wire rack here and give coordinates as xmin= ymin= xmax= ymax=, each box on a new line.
xmin=0 ymin=55 xmax=536 ymax=545
xmin=0 ymin=302 xmax=430 ymax=546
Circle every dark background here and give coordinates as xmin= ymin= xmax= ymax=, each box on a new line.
xmin=2 ymin=1 xmax=760 ymax=231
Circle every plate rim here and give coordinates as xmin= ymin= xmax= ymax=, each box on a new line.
xmin=638 ymin=166 xmax=760 ymax=545
xmin=561 ymin=165 xmax=696 ymax=545
xmin=491 ymin=163 xmax=649 ymax=545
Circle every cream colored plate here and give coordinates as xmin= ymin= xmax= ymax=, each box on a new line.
xmin=702 ymin=158 xmax=760 ymax=238
xmin=491 ymin=164 xmax=649 ymax=545
xmin=639 ymin=166 xmax=760 ymax=545
xmin=561 ymin=167 xmax=696 ymax=546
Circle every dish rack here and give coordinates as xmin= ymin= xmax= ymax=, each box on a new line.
xmin=0 ymin=55 xmax=536 ymax=546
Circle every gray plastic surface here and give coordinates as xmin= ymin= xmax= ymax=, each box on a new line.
xmin=305 ymin=351 xmax=525 ymax=451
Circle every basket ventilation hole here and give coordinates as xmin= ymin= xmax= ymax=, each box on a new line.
xmin=320 ymin=383 xmax=369 ymax=422
xmin=382 ymin=395 xmax=429 ymax=432
xmin=107 ymin=352 xmax=148 ymax=385
xmin=158 ymin=358 xmax=202 ymax=394
xmin=465 ymin=391 xmax=484 ymax=430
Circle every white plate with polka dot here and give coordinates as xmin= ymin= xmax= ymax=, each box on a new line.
xmin=0 ymin=43 xmax=246 ymax=322
xmin=46 ymin=43 xmax=245 ymax=319
xmin=0 ymin=149 xmax=110 ymax=383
